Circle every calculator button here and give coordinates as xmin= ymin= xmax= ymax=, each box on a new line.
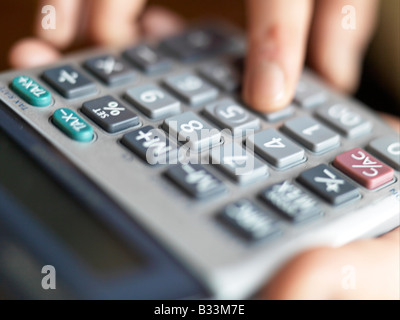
xmin=123 ymin=45 xmax=171 ymax=74
xmin=161 ymin=27 xmax=231 ymax=62
xmin=42 ymin=65 xmax=96 ymax=99
xmin=261 ymin=105 xmax=295 ymax=122
xmin=82 ymin=96 xmax=139 ymax=133
xmin=83 ymin=55 xmax=137 ymax=86
xmin=210 ymin=143 xmax=268 ymax=185
xmin=260 ymin=181 xmax=322 ymax=223
xmin=316 ymin=104 xmax=372 ymax=138
xmin=368 ymin=136 xmax=400 ymax=170
xmin=204 ymin=99 xmax=260 ymax=136
xmin=11 ymin=76 xmax=52 ymax=107
xmin=246 ymin=129 xmax=305 ymax=169
xmin=198 ymin=63 xmax=240 ymax=92
xmin=121 ymin=126 xmax=180 ymax=165
xmin=282 ymin=116 xmax=340 ymax=153
xmin=298 ymin=165 xmax=360 ymax=205
xmin=163 ymin=112 xmax=221 ymax=151
xmin=218 ymin=200 xmax=280 ymax=242
xmin=166 ymin=163 xmax=226 ymax=199
xmin=52 ymin=108 xmax=93 ymax=142
xmin=125 ymin=84 xmax=181 ymax=119
xmin=294 ymin=78 xmax=327 ymax=108
xmin=163 ymin=73 xmax=219 ymax=106
xmin=333 ymin=148 xmax=394 ymax=190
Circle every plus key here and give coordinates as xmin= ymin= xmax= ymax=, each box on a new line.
xmin=333 ymin=148 xmax=394 ymax=190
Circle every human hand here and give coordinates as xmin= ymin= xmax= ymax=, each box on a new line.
xmin=9 ymin=0 xmax=184 ymax=69
xmin=243 ymin=0 xmax=379 ymax=112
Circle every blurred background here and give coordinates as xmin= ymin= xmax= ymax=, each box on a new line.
xmin=0 ymin=0 xmax=398 ymax=115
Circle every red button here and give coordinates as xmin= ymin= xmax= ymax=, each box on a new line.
xmin=333 ymin=148 xmax=394 ymax=190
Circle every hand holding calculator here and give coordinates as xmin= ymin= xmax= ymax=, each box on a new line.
xmin=0 ymin=19 xmax=399 ymax=299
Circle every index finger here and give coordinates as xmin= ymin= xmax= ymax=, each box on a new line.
xmin=244 ymin=0 xmax=313 ymax=113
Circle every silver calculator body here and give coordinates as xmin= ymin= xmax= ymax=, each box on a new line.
xmin=0 ymin=22 xmax=399 ymax=299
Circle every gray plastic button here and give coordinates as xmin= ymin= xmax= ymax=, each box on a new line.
xmin=204 ymin=99 xmax=260 ymax=136
xmin=125 ymin=84 xmax=181 ymax=119
xmin=219 ymin=199 xmax=280 ymax=242
xmin=124 ymin=45 xmax=171 ymax=74
xmin=210 ymin=143 xmax=268 ymax=185
xmin=166 ymin=163 xmax=226 ymax=199
xmin=43 ymin=65 xmax=97 ymax=99
xmin=298 ymin=164 xmax=360 ymax=206
xmin=282 ymin=116 xmax=340 ymax=153
xmin=163 ymin=112 xmax=221 ymax=151
xmin=82 ymin=96 xmax=139 ymax=133
xmin=246 ymin=129 xmax=305 ymax=168
xmin=121 ymin=126 xmax=180 ymax=165
xmin=369 ymin=136 xmax=400 ymax=170
xmin=163 ymin=73 xmax=219 ymax=106
xmin=261 ymin=181 xmax=322 ymax=223
xmin=316 ymin=104 xmax=372 ymax=138
xmin=84 ymin=55 xmax=137 ymax=86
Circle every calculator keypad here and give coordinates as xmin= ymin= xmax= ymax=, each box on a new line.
xmin=8 ymin=25 xmax=399 ymax=252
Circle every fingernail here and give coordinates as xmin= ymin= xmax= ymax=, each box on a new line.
xmin=246 ymin=60 xmax=286 ymax=112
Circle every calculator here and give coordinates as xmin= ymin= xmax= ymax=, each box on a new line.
xmin=0 ymin=21 xmax=399 ymax=299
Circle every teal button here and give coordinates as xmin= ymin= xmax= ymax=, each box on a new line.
xmin=11 ymin=76 xmax=52 ymax=107
xmin=53 ymin=108 xmax=93 ymax=142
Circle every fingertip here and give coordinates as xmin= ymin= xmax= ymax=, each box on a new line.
xmin=8 ymin=38 xmax=60 ymax=69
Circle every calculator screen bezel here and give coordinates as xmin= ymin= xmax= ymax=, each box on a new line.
xmin=0 ymin=101 xmax=208 ymax=299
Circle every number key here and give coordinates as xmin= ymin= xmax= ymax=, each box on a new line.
xmin=163 ymin=112 xmax=221 ymax=151
xmin=125 ymin=84 xmax=181 ymax=119
xmin=204 ymin=99 xmax=260 ymax=136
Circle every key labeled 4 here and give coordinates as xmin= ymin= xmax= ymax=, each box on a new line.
xmin=333 ymin=148 xmax=394 ymax=190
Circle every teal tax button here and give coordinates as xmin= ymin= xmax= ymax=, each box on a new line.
xmin=11 ymin=76 xmax=52 ymax=107
xmin=53 ymin=108 xmax=93 ymax=142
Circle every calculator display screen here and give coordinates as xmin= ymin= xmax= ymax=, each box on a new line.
xmin=0 ymin=128 xmax=145 ymax=276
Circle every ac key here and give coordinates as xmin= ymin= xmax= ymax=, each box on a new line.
xmin=333 ymin=148 xmax=394 ymax=190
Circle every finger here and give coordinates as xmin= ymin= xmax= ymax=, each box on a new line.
xmin=8 ymin=38 xmax=61 ymax=69
xmin=35 ymin=0 xmax=82 ymax=49
xmin=140 ymin=5 xmax=185 ymax=41
xmin=243 ymin=0 xmax=313 ymax=113
xmin=262 ymin=227 xmax=400 ymax=300
xmin=87 ymin=0 xmax=146 ymax=47
xmin=308 ymin=0 xmax=379 ymax=92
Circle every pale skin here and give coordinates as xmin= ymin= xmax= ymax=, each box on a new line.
xmin=8 ymin=0 xmax=399 ymax=299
